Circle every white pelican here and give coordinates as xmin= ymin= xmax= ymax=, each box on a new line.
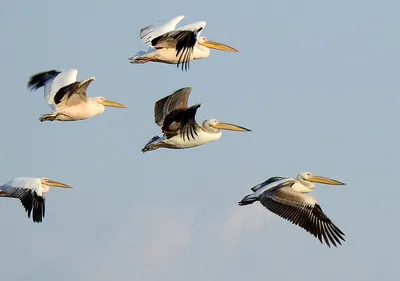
xmin=129 ymin=15 xmax=239 ymax=71
xmin=27 ymin=69 xmax=127 ymax=122
xmin=0 ymin=177 xmax=72 ymax=223
xmin=239 ymin=172 xmax=346 ymax=247
xmin=142 ymin=87 xmax=251 ymax=152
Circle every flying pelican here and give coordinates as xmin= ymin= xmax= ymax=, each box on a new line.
xmin=27 ymin=69 xmax=127 ymax=122
xmin=129 ymin=15 xmax=239 ymax=71
xmin=142 ymin=87 xmax=251 ymax=152
xmin=0 ymin=177 xmax=72 ymax=223
xmin=238 ymin=172 xmax=346 ymax=247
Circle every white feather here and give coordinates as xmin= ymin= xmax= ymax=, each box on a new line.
xmin=0 ymin=178 xmax=42 ymax=197
xmin=140 ymin=15 xmax=185 ymax=45
xmin=44 ymin=69 xmax=78 ymax=110
xmin=178 ymin=21 xmax=207 ymax=32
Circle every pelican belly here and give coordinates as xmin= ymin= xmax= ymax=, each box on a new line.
xmin=154 ymin=48 xmax=195 ymax=64
xmin=165 ymin=129 xmax=222 ymax=149
xmin=56 ymin=103 xmax=104 ymax=121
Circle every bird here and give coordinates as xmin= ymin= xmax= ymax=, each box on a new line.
xmin=142 ymin=87 xmax=251 ymax=152
xmin=238 ymin=172 xmax=346 ymax=247
xmin=129 ymin=15 xmax=239 ymax=71
xmin=0 ymin=177 xmax=72 ymax=223
xmin=27 ymin=69 xmax=127 ymax=122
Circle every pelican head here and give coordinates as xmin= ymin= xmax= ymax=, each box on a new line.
xmin=198 ymin=37 xmax=239 ymax=52
xmin=40 ymin=178 xmax=72 ymax=188
xmin=204 ymin=119 xmax=251 ymax=132
xmin=298 ymin=172 xmax=346 ymax=186
xmin=93 ymin=97 xmax=128 ymax=108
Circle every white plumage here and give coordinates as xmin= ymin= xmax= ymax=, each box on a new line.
xmin=142 ymin=87 xmax=251 ymax=152
xmin=239 ymin=172 xmax=346 ymax=247
xmin=43 ymin=69 xmax=78 ymax=110
xmin=28 ymin=69 xmax=127 ymax=122
xmin=140 ymin=15 xmax=186 ymax=46
xmin=129 ymin=15 xmax=239 ymax=71
xmin=0 ymin=177 xmax=72 ymax=223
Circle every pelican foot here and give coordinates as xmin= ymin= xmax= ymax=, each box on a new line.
xmin=39 ymin=113 xmax=57 ymax=122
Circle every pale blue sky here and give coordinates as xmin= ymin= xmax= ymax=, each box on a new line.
xmin=0 ymin=0 xmax=399 ymax=280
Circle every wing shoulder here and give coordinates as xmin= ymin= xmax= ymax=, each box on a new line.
xmin=52 ymin=81 xmax=82 ymax=106
xmin=178 ymin=21 xmax=207 ymax=32
xmin=140 ymin=15 xmax=185 ymax=46
xmin=251 ymin=176 xmax=287 ymax=192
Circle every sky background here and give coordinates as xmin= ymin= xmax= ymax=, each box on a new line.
xmin=0 ymin=0 xmax=399 ymax=280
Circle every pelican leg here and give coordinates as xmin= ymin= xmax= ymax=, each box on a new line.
xmin=129 ymin=57 xmax=154 ymax=64
xmin=141 ymin=135 xmax=166 ymax=153
xmin=39 ymin=113 xmax=58 ymax=122
xmin=0 ymin=191 xmax=10 ymax=197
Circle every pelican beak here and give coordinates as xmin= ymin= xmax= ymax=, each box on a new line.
xmin=307 ymin=175 xmax=345 ymax=185
xmin=200 ymin=40 xmax=239 ymax=52
xmin=99 ymin=99 xmax=128 ymax=108
xmin=44 ymin=179 xmax=72 ymax=188
xmin=210 ymin=121 xmax=251 ymax=132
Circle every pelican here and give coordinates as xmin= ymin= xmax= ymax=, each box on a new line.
xmin=238 ymin=172 xmax=346 ymax=247
xmin=27 ymin=69 xmax=127 ymax=122
xmin=129 ymin=15 xmax=239 ymax=71
xmin=142 ymin=87 xmax=251 ymax=152
xmin=0 ymin=177 xmax=72 ymax=223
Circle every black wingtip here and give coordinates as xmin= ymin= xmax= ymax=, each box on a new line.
xmin=193 ymin=103 xmax=201 ymax=109
xmin=27 ymin=70 xmax=60 ymax=91
xmin=31 ymin=194 xmax=44 ymax=223
xmin=238 ymin=194 xmax=258 ymax=206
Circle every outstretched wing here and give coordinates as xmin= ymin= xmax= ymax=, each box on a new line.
xmin=162 ymin=104 xmax=201 ymax=141
xmin=250 ymin=176 xmax=287 ymax=192
xmin=154 ymin=87 xmax=192 ymax=127
xmin=260 ymin=186 xmax=345 ymax=247
xmin=140 ymin=15 xmax=185 ymax=46
xmin=53 ymin=79 xmax=92 ymax=107
xmin=0 ymin=178 xmax=45 ymax=223
xmin=27 ymin=69 xmax=78 ymax=110
xmin=150 ymin=21 xmax=207 ymax=71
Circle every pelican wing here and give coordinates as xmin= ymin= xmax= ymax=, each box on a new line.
xmin=251 ymin=176 xmax=286 ymax=192
xmin=260 ymin=186 xmax=345 ymax=247
xmin=28 ymin=69 xmax=78 ymax=110
xmin=0 ymin=178 xmax=45 ymax=223
xmin=162 ymin=104 xmax=201 ymax=140
xmin=154 ymin=87 xmax=192 ymax=127
xmin=53 ymin=81 xmax=90 ymax=107
xmin=150 ymin=21 xmax=207 ymax=71
xmin=140 ymin=15 xmax=185 ymax=46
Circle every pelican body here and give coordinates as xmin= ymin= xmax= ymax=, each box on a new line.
xmin=0 ymin=177 xmax=72 ymax=223
xmin=142 ymin=87 xmax=251 ymax=152
xmin=129 ymin=15 xmax=239 ymax=71
xmin=239 ymin=172 xmax=346 ymax=247
xmin=27 ymin=69 xmax=127 ymax=122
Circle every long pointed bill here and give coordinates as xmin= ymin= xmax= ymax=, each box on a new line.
xmin=308 ymin=175 xmax=345 ymax=185
xmin=210 ymin=122 xmax=251 ymax=132
xmin=45 ymin=179 xmax=72 ymax=188
xmin=100 ymin=99 xmax=128 ymax=108
xmin=200 ymin=40 xmax=239 ymax=52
